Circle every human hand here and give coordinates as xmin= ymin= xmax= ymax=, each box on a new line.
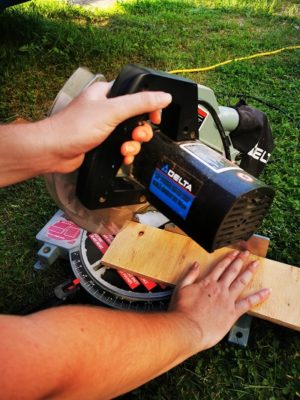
xmin=169 ymin=251 xmax=271 ymax=352
xmin=46 ymin=82 xmax=172 ymax=173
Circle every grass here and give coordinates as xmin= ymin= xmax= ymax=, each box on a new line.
xmin=0 ymin=0 xmax=299 ymax=398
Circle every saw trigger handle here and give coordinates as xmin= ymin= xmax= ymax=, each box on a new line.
xmin=76 ymin=64 xmax=199 ymax=210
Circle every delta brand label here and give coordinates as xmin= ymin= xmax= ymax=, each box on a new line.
xmin=149 ymin=164 xmax=195 ymax=220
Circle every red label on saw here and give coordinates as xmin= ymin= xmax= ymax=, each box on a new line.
xmin=198 ymin=107 xmax=208 ymax=118
xmin=47 ymin=220 xmax=81 ymax=244
xmin=89 ymin=233 xmax=109 ymax=254
xmin=102 ymin=234 xmax=115 ymax=245
xmin=197 ymin=106 xmax=208 ymax=130
xmin=138 ymin=276 xmax=157 ymax=291
xmin=117 ymin=271 xmax=140 ymax=290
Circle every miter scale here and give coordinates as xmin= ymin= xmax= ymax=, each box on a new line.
xmin=35 ymin=209 xmax=173 ymax=311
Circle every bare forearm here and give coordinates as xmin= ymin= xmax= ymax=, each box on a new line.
xmin=0 ymin=306 xmax=198 ymax=400
xmin=0 ymin=88 xmax=172 ymax=187
xmin=0 ymin=120 xmax=56 ymax=187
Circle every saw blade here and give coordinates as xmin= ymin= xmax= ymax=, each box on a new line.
xmin=45 ymin=170 xmax=145 ymax=235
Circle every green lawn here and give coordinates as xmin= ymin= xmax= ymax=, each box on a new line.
xmin=0 ymin=0 xmax=299 ymax=398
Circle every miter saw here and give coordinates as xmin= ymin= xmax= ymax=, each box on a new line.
xmin=36 ymin=64 xmax=275 ymax=314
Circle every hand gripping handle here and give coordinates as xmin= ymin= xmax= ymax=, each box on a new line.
xmin=76 ymin=64 xmax=198 ymax=210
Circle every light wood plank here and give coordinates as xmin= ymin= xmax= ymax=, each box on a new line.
xmin=164 ymin=223 xmax=270 ymax=257
xmin=102 ymin=221 xmax=300 ymax=331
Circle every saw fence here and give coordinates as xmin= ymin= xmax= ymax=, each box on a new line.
xmin=102 ymin=221 xmax=300 ymax=332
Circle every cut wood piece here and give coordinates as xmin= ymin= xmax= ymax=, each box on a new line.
xmin=102 ymin=221 xmax=300 ymax=331
xmin=164 ymin=223 xmax=270 ymax=257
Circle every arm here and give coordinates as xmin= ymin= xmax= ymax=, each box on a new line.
xmin=0 ymin=83 xmax=172 ymax=187
xmin=0 ymin=119 xmax=61 ymax=186
xmin=0 ymin=251 xmax=270 ymax=400
xmin=0 ymin=307 xmax=195 ymax=400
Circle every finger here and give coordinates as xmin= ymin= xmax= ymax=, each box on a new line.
xmin=209 ymin=250 xmax=240 ymax=281
xmin=177 ymin=262 xmax=201 ymax=290
xmin=131 ymin=123 xmax=153 ymax=142
xmin=83 ymin=81 xmax=112 ymax=99
xmin=120 ymin=141 xmax=141 ymax=157
xmin=230 ymin=260 xmax=260 ymax=296
xmin=219 ymin=251 xmax=250 ymax=287
xmin=149 ymin=110 xmax=162 ymax=125
xmin=123 ymin=155 xmax=135 ymax=165
xmin=109 ymin=91 xmax=172 ymax=125
xmin=236 ymin=288 xmax=271 ymax=316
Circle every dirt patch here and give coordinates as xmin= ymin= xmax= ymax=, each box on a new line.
xmin=70 ymin=0 xmax=119 ymax=8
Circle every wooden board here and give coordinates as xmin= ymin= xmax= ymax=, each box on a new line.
xmin=164 ymin=223 xmax=270 ymax=258
xmin=102 ymin=221 xmax=300 ymax=331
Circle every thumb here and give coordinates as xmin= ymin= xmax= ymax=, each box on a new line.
xmin=108 ymin=91 xmax=172 ymax=125
xmin=169 ymin=262 xmax=200 ymax=311
xmin=177 ymin=262 xmax=200 ymax=290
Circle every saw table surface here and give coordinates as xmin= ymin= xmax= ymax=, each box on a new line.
xmin=102 ymin=221 xmax=300 ymax=332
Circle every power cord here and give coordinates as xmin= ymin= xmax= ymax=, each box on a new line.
xmin=168 ymin=45 xmax=300 ymax=131
xmin=230 ymin=94 xmax=299 ymax=129
xmin=168 ymin=45 xmax=300 ymax=74
xmin=198 ymin=100 xmax=232 ymax=160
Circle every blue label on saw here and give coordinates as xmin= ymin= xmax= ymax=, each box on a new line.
xmin=149 ymin=166 xmax=195 ymax=220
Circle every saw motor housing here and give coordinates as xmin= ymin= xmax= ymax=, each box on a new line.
xmin=47 ymin=65 xmax=275 ymax=252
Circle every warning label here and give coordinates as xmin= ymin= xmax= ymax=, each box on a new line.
xmin=181 ymin=142 xmax=240 ymax=173
xmin=149 ymin=166 xmax=195 ymax=219
xmin=197 ymin=106 xmax=208 ymax=130
xmin=138 ymin=276 xmax=157 ymax=291
xmin=117 ymin=271 xmax=140 ymax=290
xmin=89 ymin=233 xmax=109 ymax=254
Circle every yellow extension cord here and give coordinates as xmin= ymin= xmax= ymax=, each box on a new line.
xmin=167 ymin=45 xmax=300 ymax=74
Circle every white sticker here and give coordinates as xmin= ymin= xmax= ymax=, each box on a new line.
xmin=180 ymin=142 xmax=240 ymax=174
xmin=236 ymin=172 xmax=255 ymax=183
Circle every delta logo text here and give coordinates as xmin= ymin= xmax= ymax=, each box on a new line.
xmin=161 ymin=164 xmax=192 ymax=192
xmin=248 ymin=144 xmax=271 ymax=164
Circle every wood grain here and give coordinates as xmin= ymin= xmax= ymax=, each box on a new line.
xmin=102 ymin=221 xmax=300 ymax=331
